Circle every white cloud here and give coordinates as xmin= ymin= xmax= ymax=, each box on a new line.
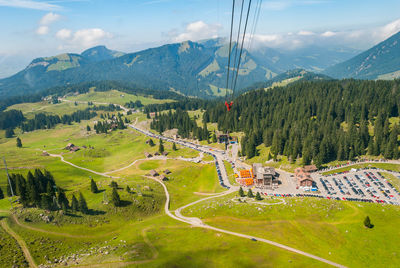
xmin=39 ymin=12 xmax=61 ymax=25
xmin=321 ymin=31 xmax=336 ymax=37
xmin=35 ymin=12 xmax=61 ymax=35
xmin=0 ymin=0 xmax=61 ymax=11
xmin=298 ymin=30 xmax=315 ymax=36
xmin=251 ymin=18 xmax=400 ymax=50
xmin=171 ymin=21 xmax=221 ymax=42
xmin=262 ymin=0 xmax=329 ymax=11
xmin=56 ymin=28 xmax=72 ymax=39
xmin=56 ymin=28 xmax=113 ymax=49
xmin=36 ymin=25 xmax=49 ymax=35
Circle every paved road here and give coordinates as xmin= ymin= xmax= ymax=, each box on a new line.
xmin=128 ymin=123 xmax=346 ymax=268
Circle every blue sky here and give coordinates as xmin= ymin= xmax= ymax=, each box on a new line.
xmin=1 ymin=0 xmax=400 ymax=77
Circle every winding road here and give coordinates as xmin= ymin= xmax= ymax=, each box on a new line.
xmin=2 ymin=104 xmax=347 ymax=267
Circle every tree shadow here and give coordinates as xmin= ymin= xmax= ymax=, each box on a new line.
xmin=118 ymin=200 xmax=132 ymax=207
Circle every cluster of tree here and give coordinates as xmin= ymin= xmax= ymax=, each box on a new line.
xmin=20 ymin=108 xmax=97 ymax=132
xmin=204 ymin=80 xmax=400 ymax=166
xmin=144 ymin=99 xmax=213 ymax=113
xmin=94 ymin=116 xmax=126 ymax=134
xmin=150 ymin=109 xmax=209 ymax=140
xmin=90 ymin=104 xmax=122 ymax=112
xmin=238 ymin=187 xmax=262 ymax=200
xmin=124 ymin=100 xmax=143 ymax=109
xmin=6 ymin=169 xmax=89 ymax=213
xmin=0 ymin=110 xmax=25 ymax=129
xmin=0 ymin=80 xmax=184 ymax=113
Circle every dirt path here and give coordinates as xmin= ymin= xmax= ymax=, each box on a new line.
xmin=1 ymin=219 xmax=37 ymax=268
xmin=42 ymin=121 xmax=347 ymax=267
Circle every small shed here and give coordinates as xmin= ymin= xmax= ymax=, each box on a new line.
xmin=144 ymin=152 xmax=153 ymax=158
xmin=70 ymin=146 xmax=80 ymax=152
xmin=65 ymin=143 xmax=74 ymax=150
xmin=149 ymin=170 xmax=159 ymax=177
xmin=164 ymin=169 xmax=171 ymax=174
xmin=162 ymin=151 xmax=169 ymax=156
xmin=42 ymin=151 xmax=50 ymax=156
xmin=160 ymin=175 xmax=169 ymax=181
xmin=154 ymin=152 xmax=160 ymax=156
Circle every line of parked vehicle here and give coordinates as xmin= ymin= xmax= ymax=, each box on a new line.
xmin=129 ymin=125 xmax=230 ymax=189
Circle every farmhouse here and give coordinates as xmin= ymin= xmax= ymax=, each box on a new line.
xmin=144 ymin=152 xmax=153 ymax=158
xmin=164 ymin=169 xmax=171 ymax=174
xmin=294 ymin=167 xmax=314 ymax=187
xmin=149 ymin=170 xmax=159 ymax=177
xmin=252 ymin=163 xmax=277 ymax=188
xmin=160 ymin=175 xmax=169 ymax=181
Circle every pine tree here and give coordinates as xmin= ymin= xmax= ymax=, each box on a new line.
xmin=247 ymin=189 xmax=254 ymax=198
xmin=78 ymin=192 xmax=88 ymax=214
xmin=71 ymin=194 xmax=79 ymax=212
xmin=126 ymin=186 xmax=131 ymax=193
xmin=212 ymin=133 xmax=217 ymax=143
xmin=5 ymin=128 xmax=14 ymax=138
xmin=26 ymin=171 xmax=40 ymax=206
xmin=110 ymin=181 xmax=118 ymax=189
xmin=0 ymin=187 xmax=4 ymax=199
xmin=172 ymin=142 xmax=177 ymax=151
xmin=90 ymin=178 xmax=98 ymax=193
xmin=255 ymin=192 xmax=262 ymax=200
xmin=46 ymin=182 xmax=55 ymax=197
xmin=148 ymin=139 xmax=155 ymax=147
xmin=364 ymin=216 xmax=373 ymax=228
xmin=159 ymin=141 xmax=164 ymax=154
xmin=238 ymin=187 xmax=245 ymax=197
xmin=86 ymin=125 xmax=91 ymax=131
xmin=41 ymin=194 xmax=52 ymax=210
xmin=16 ymin=137 xmax=22 ymax=148
xmin=57 ymin=189 xmax=69 ymax=210
xmin=111 ymin=187 xmax=121 ymax=207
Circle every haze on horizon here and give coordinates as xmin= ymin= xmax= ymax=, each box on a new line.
xmin=1 ymin=0 xmax=400 ymax=78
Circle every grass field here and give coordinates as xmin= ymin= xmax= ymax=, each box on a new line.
xmin=6 ymin=101 xmax=90 ymax=119
xmin=322 ymin=163 xmax=400 ymax=175
xmin=65 ymin=89 xmax=174 ymax=106
xmin=381 ymin=172 xmax=400 ymax=192
xmin=183 ymin=193 xmax=400 ymax=267
xmin=0 ymin=221 xmax=28 ymax=267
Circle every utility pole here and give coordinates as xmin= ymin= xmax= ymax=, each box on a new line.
xmin=3 ymin=157 xmax=14 ymax=209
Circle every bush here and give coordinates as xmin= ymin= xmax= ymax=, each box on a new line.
xmin=364 ymin=216 xmax=373 ymax=228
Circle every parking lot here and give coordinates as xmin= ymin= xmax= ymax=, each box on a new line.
xmin=316 ymin=170 xmax=400 ymax=205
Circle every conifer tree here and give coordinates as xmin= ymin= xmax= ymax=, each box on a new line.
xmin=71 ymin=194 xmax=79 ymax=212
xmin=0 ymin=187 xmax=4 ymax=199
xmin=255 ymin=192 xmax=262 ymax=200
xmin=172 ymin=142 xmax=177 ymax=151
xmin=5 ymin=128 xmax=14 ymax=138
xmin=78 ymin=192 xmax=88 ymax=214
xmin=90 ymin=178 xmax=99 ymax=193
xmin=16 ymin=137 xmax=22 ymax=148
xmin=159 ymin=140 xmax=164 ymax=154
xmin=148 ymin=139 xmax=155 ymax=146
xmin=41 ymin=194 xmax=52 ymax=210
xmin=111 ymin=187 xmax=121 ymax=207
xmin=57 ymin=189 xmax=69 ymax=210
xmin=110 ymin=181 xmax=118 ymax=189
xmin=238 ymin=187 xmax=245 ymax=197
xmin=247 ymin=189 xmax=254 ymax=198
xmin=212 ymin=133 xmax=217 ymax=143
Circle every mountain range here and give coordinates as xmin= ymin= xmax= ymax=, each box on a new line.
xmin=1 ymin=31 xmax=400 ymax=98
xmin=325 ymin=31 xmax=400 ymax=79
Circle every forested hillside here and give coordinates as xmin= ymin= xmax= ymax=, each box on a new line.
xmin=203 ymin=79 xmax=400 ymax=166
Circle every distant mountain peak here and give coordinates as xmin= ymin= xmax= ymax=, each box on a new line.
xmin=81 ymin=45 xmax=125 ymax=62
